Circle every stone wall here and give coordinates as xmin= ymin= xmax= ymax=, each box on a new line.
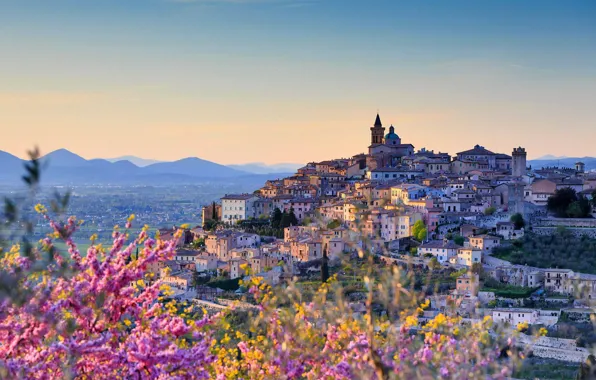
xmin=535 ymin=218 xmax=596 ymax=228
xmin=533 ymin=227 xmax=596 ymax=238
xmin=475 ymin=213 xmax=514 ymax=229
xmin=517 ymin=334 xmax=590 ymax=363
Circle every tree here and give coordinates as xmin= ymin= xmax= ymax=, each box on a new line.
xmin=567 ymin=201 xmax=584 ymax=218
xmin=203 ymin=219 xmax=218 ymax=231
xmin=564 ymin=195 xmax=591 ymax=218
xmin=191 ymin=237 xmax=205 ymax=249
xmin=327 ymin=219 xmax=341 ymax=229
xmin=510 ymin=213 xmax=525 ymax=230
xmin=578 ymin=195 xmax=592 ymax=216
xmin=280 ymin=208 xmax=298 ymax=229
xmin=271 ymin=207 xmax=283 ymax=229
xmin=484 ymin=207 xmax=496 ymax=216
xmin=288 ymin=208 xmax=298 ymax=227
xmin=1 ymin=211 xmax=215 ymax=378
xmin=453 ymin=235 xmax=465 ymax=246
xmin=592 ymin=190 xmax=596 ymax=208
xmin=471 ymin=262 xmax=484 ymax=277
xmin=193 ymin=270 xmax=208 ymax=287
xmin=547 ymin=187 xmax=579 ymax=217
xmin=321 ymin=245 xmax=330 ymax=283
xmin=428 ymin=257 xmax=440 ymax=270
xmin=211 ymin=201 xmax=219 ymax=221
xmin=412 ymin=220 xmax=427 ymax=241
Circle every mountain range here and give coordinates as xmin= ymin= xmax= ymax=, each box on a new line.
xmin=528 ymin=156 xmax=596 ymax=171
xmin=104 ymin=156 xmax=302 ymax=174
xmin=0 ymin=149 xmax=295 ymax=186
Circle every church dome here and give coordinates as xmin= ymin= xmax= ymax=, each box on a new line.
xmin=384 ymin=125 xmax=399 ymax=140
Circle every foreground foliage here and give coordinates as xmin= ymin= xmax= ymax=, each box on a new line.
xmin=0 ymin=184 xmax=522 ymax=380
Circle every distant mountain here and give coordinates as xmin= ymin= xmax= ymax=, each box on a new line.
xmin=533 ymin=154 xmax=568 ymax=160
xmin=41 ymin=149 xmax=88 ymax=167
xmin=143 ymin=157 xmax=247 ymax=178
xmin=228 ymin=162 xmax=303 ymax=174
xmin=529 ymin=156 xmax=596 ymax=171
xmin=0 ymin=149 xmax=283 ymax=186
xmin=105 ymin=155 xmax=162 ymax=167
xmin=0 ymin=151 xmax=24 ymax=181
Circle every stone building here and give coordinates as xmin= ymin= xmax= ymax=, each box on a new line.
xmin=512 ymin=147 xmax=527 ymax=177
xmin=367 ymin=114 xmax=415 ymax=169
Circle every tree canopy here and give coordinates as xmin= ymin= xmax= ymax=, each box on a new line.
xmin=547 ymin=188 xmax=591 ymax=218
xmin=279 ymin=208 xmax=299 ymax=229
xmin=271 ymin=207 xmax=283 ymax=229
xmin=412 ymin=220 xmax=427 ymax=241
xmin=510 ymin=213 xmax=525 ymax=230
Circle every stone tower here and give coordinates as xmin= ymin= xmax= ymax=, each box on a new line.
xmin=370 ymin=113 xmax=385 ymax=145
xmin=575 ymin=162 xmax=585 ymax=173
xmin=512 ymin=147 xmax=527 ymax=177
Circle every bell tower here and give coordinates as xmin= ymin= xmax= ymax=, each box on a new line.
xmin=370 ymin=113 xmax=385 ymax=145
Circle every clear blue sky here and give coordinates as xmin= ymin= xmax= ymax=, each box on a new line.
xmin=1 ymin=0 xmax=595 ymax=163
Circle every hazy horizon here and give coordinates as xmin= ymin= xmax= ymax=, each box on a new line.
xmin=3 ymin=146 xmax=594 ymax=165
xmin=1 ymin=0 xmax=595 ymax=164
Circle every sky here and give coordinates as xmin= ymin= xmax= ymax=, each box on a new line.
xmin=1 ymin=0 xmax=595 ymax=164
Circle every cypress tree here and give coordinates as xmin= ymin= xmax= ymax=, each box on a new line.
xmin=321 ymin=244 xmax=330 ymax=283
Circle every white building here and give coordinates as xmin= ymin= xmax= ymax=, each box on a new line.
xmin=367 ymin=167 xmax=424 ymax=182
xmin=221 ymin=194 xmax=258 ymax=223
xmin=175 ymin=249 xmax=201 ymax=263
xmin=390 ymin=184 xmax=427 ymax=206
xmin=235 ymin=233 xmax=261 ymax=248
xmin=528 ymin=271 xmax=544 ymax=288
xmin=492 ymin=308 xmax=538 ymax=326
xmin=451 ymin=248 xmax=482 ymax=267
xmin=380 ymin=212 xmax=423 ymax=240
xmin=195 ymin=257 xmax=218 ymax=272
xmin=544 ymin=269 xmax=574 ymax=294
xmin=229 ymin=258 xmax=248 ymax=279
xmin=418 ymin=239 xmax=460 ymax=263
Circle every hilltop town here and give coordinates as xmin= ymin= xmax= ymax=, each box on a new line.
xmin=156 ymin=114 xmax=596 ymax=367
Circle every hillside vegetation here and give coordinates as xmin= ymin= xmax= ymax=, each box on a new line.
xmin=492 ymin=230 xmax=596 ymax=274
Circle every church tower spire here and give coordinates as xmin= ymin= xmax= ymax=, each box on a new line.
xmin=374 ymin=113 xmax=382 ymax=127
xmin=370 ymin=113 xmax=385 ymax=145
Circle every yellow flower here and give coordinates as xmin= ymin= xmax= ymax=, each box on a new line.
xmin=539 ymin=327 xmax=548 ymax=336
xmin=517 ymin=322 xmax=529 ymax=332
xmin=34 ymin=204 xmax=47 ymax=214
xmin=128 ymin=214 xmax=136 ymax=222
xmin=9 ymin=244 xmax=20 ymax=255
xmin=123 ymin=319 xmax=132 ymax=327
xmin=404 ymin=315 xmax=418 ymax=328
